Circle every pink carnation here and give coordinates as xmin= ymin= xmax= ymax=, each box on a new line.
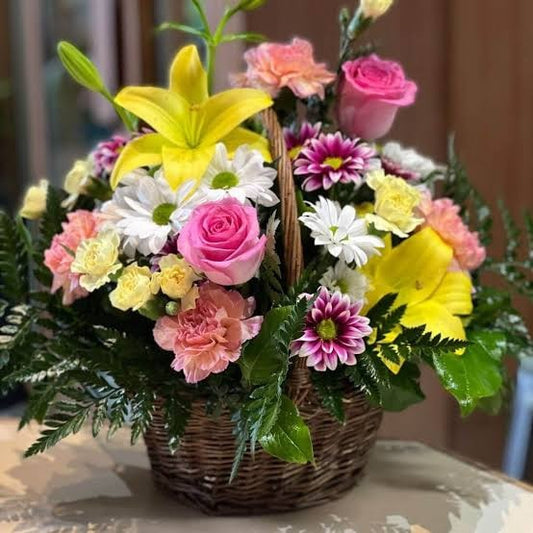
xmin=418 ymin=194 xmax=486 ymax=271
xmin=43 ymin=210 xmax=101 ymax=305
xmin=153 ymin=283 xmax=263 ymax=384
xmin=232 ymin=38 xmax=336 ymax=100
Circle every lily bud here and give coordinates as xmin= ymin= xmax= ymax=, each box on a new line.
xmin=236 ymin=0 xmax=266 ymax=11
xmin=360 ymin=0 xmax=394 ymax=19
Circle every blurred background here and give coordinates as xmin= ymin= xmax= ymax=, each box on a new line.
xmin=0 ymin=0 xmax=532 ymax=478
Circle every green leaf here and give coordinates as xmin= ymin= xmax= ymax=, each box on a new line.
xmin=239 ymin=306 xmax=291 ymax=385
xmin=57 ymin=41 xmax=107 ymax=95
xmin=259 ymin=395 xmax=314 ymax=464
xmin=433 ymin=333 xmax=503 ymax=416
xmin=468 ymin=330 xmax=507 ymax=362
xmin=378 ymin=362 xmax=425 ymax=411
xmin=156 ymin=21 xmax=209 ymax=39
xmin=221 ymin=32 xmax=266 ymax=43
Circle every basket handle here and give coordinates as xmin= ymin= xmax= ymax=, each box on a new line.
xmin=260 ymin=108 xmax=311 ymax=395
xmin=260 ymin=108 xmax=304 ymax=285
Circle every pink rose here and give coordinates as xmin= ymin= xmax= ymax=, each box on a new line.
xmin=153 ymin=283 xmax=263 ymax=383
xmin=232 ymin=38 xmax=336 ymax=100
xmin=337 ymin=54 xmax=417 ymax=140
xmin=177 ymin=198 xmax=267 ymax=285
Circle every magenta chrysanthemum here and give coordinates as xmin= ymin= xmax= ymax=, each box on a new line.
xmin=293 ymin=132 xmax=379 ymax=191
xmin=283 ymin=121 xmax=321 ymax=160
xmin=292 ymin=287 xmax=372 ymax=371
xmin=91 ymin=134 xmax=128 ymax=177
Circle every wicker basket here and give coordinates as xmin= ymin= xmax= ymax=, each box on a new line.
xmin=143 ymin=108 xmax=383 ymax=515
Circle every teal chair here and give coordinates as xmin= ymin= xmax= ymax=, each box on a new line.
xmin=503 ymin=358 xmax=533 ymax=478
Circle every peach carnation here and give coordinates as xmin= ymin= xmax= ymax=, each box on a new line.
xmin=153 ymin=283 xmax=263 ymax=384
xmin=419 ymin=194 xmax=486 ymax=271
xmin=233 ymin=38 xmax=335 ymax=100
xmin=43 ymin=210 xmax=101 ymax=305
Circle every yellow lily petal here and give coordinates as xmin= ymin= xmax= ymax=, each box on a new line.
xmin=222 ymin=127 xmax=272 ymax=162
xmin=115 ymin=87 xmax=189 ymax=147
xmin=362 ymin=234 xmax=392 ymax=311
xmin=432 ymin=271 xmax=473 ymax=316
xmin=199 ymin=88 xmax=273 ymax=146
xmin=375 ymin=228 xmax=453 ymax=308
xmin=169 ymin=45 xmax=208 ymax=105
xmin=402 ymin=300 xmax=466 ymax=343
xmin=162 ymin=145 xmax=215 ymax=190
xmin=110 ymin=133 xmax=165 ymax=189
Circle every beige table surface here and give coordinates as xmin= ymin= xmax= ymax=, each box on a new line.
xmin=1 ymin=417 xmax=532 ymax=533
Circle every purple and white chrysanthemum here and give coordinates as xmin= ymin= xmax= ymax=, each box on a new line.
xmin=283 ymin=121 xmax=322 ymax=160
xmin=292 ymin=287 xmax=372 ymax=371
xmin=294 ymin=132 xmax=380 ymax=191
xmin=91 ymin=134 xmax=128 ymax=177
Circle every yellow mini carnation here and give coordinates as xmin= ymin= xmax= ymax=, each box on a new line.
xmin=19 ymin=179 xmax=48 ymax=220
xmin=62 ymin=159 xmax=92 ymax=209
xmin=150 ymin=254 xmax=200 ymax=300
xmin=109 ymin=263 xmax=152 ymax=311
xmin=360 ymin=0 xmax=394 ymax=19
xmin=365 ymin=169 xmax=423 ymax=237
xmin=64 ymin=159 xmax=91 ymax=195
xmin=71 ymin=230 xmax=122 ymax=292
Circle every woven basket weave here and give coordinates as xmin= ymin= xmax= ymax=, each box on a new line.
xmin=143 ymin=108 xmax=383 ymax=515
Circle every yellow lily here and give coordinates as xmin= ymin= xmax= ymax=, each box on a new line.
xmin=110 ymin=45 xmax=273 ymax=190
xmin=363 ymin=228 xmax=473 ymax=373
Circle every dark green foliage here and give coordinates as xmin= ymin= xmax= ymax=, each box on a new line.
xmin=345 ymin=293 xmax=467 ymax=411
xmin=231 ymin=295 xmax=313 ymax=476
xmin=163 ymin=395 xmax=191 ymax=454
xmin=0 ymin=213 xmax=30 ymax=303
xmin=311 ymin=369 xmax=345 ymax=423
xmin=33 ymin=186 xmax=67 ymax=286
xmin=483 ymin=201 xmax=533 ymax=299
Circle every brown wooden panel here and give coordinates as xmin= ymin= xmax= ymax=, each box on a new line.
xmin=448 ymin=0 xmax=533 ymax=471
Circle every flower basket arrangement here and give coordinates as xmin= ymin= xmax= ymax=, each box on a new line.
xmin=2 ymin=0 xmax=532 ymax=516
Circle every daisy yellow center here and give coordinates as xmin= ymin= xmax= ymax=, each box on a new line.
xmin=152 ymin=203 xmax=176 ymax=225
xmin=317 ymin=318 xmax=337 ymax=340
xmin=211 ymin=171 xmax=239 ymax=190
xmin=324 ymin=156 xmax=344 ymax=170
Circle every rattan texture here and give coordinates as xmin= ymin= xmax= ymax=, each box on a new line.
xmin=143 ymin=108 xmax=383 ymax=515
xmin=144 ymin=392 xmax=383 ymax=515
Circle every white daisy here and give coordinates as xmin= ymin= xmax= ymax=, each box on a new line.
xmin=381 ymin=142 xmax=444 ymax=181
xmin=320 ymin=261 xmax=370 ymax=303
xmin=299 ymin=197 xmax=384 ymax=267
xmin=198 ymin=143 xmax=279 ymax=207
xmin=100 ymin=169 xmax=202 ymax=257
